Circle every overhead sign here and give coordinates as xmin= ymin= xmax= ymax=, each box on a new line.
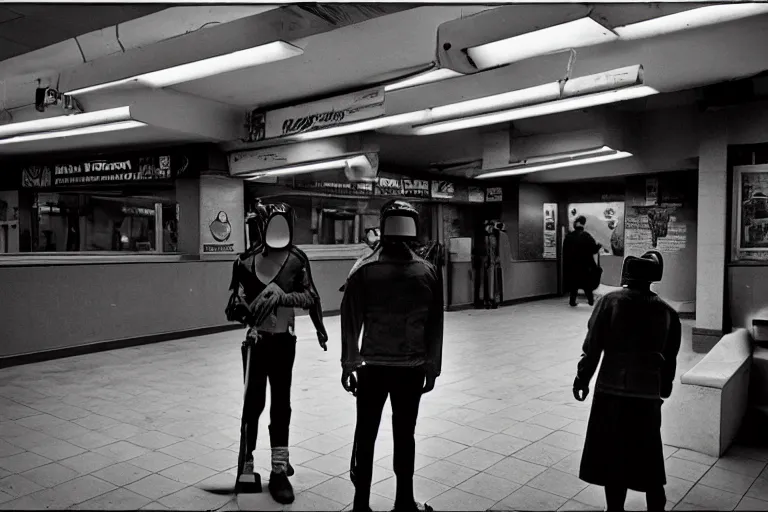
xmin=431 ymin=181 xmax=455 ymax=199
xmin=293 ymin=181 xmax=374 ymax=197
xmin=468 ymin=187 xmax=485 ymax=203
xmin=20 ymin=155 xmax=189 ymax=189
xmin=486 ymin=187 xmax=503 ymax=202
xmin=248 ymin=87 xmax=386 ymax=142
xmin=402 ymin=179 xmax=430 ymax=198
xmin=375 ymin=177 xmax=403 ymax=196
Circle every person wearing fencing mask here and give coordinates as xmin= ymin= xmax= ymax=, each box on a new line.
xmin=225 ymin=201 xmax=328 ymax=504
xmin=573 ymin=251 xmax=682 ymax=512
xmin=340 ymin=200 xmax=444 ymax=512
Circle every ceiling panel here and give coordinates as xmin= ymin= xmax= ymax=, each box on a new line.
xmin=0 ymin=5 xmax=168 ymax=62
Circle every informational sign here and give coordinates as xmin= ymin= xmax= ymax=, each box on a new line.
xmin=374 ymin=177 xmax=403 ymax=196
xmin=734 ymin=165 xmax=768 ymax=260
xmin=200 ymin=175 xmax=244 ymax=255
xmin=248 ymin=87 xmax=386 ymax=142
xmin=431 ymin=180 xmax=455 ymax=199
xmin=486 ymin=187 xmax=503 ymax=202
xmin=645 ymin=178 xmax=659 ymax=206
xmin=568 ymin=202 xmax=625 ymax=257
xmin=402 ymin=179 xmax=430 ymax=198
xmin=20 ymin=155 xmax=188 ymax=189
xmin=543 ymin=203 xmax=558 ymax=259
xmin=468 ymin=187 xmax=485 ymax=203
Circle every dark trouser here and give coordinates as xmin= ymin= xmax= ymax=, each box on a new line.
xmin=243 ymin=332 xmax=297 ymax=455
xmin=350 ymin=365 xmax=425 ymax=510
xmin=569 ymin=288 xmax=594 ymax=305
xmin=605 ymin=486 xmax=667 ymax=512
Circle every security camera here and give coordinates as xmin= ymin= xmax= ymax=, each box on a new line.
xmin=35 ymin=87 xmax=62 ymax=112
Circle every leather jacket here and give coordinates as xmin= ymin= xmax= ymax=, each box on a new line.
xmin=340 ymin=243 xmax=444 ymax=376
xmin=575 ymin=288 xmax=682 ymax=400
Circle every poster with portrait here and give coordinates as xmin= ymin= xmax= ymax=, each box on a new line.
xmin=734 ymin=165 xmax=768 ymax=261
xmin=567 ymin=202 xmax=625 ymax=257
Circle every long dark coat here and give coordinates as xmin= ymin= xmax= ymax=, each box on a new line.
xmin=576 ymin=288 xmax=682 ymax=492
xmin=563 ymin=227 xmax=600 ymax=291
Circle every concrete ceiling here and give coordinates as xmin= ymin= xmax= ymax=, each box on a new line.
xmin=2 ymin=3 xmax=768 ymax=170
xmin=0 ymin=5 xmax=168 ymax=62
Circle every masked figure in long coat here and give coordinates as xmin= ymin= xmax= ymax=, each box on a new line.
xmin=226 ymin=202 xmax=328 ymax=504
xmin=573 ymin=250 xmax=682 ymax=512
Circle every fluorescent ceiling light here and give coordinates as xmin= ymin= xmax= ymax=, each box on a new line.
xmin=0 ymin=106 xmax=132 ymax=139
xmin=413 ymin=85 xmax=658 ymax=136
xmin=290 ymin=111 xmax=429 ymax=142
xmin=467 ymin=17 xmax=618 ymax=70
xmin=0 ymin=121 xmax=146 ymax=146
xmin=68 ymin=41 xmax=303 ymax=95
xmin=477 ymin=147 xmax=632 ymax=179
xmin=385 ymin=68 xmax=464 ymax=92
xmin=245 ymin=155 xmax=369 ymax=180
xmin=615 ymin=3 xmax=768 ymax=41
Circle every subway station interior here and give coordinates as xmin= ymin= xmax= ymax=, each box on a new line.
xmin=1 ymin=3 xmax=768 ymax=511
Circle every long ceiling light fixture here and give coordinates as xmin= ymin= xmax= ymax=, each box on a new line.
xmin=476 ymin=146 xmax=632 ymax=179
xmin=467 ymin=17 xmax=617 ymax=71
xmin=0 ymin=121 xmax=145 ymax=146
xmin=244 ymin=155 xmax=370 ymax=181
xmin=385 ymin=68 xmax=464 ymax=92
xmin=67 ymin=41 xmax=304 ymax=96
xmin=0 ymin=106 xmax=146 ymax=146
xmin=457 ymin=4 xmax=768 ymax=75
xmin=614 ymin=3 xmax=768 ymax=41
xmin=412 ymin=65 xmax=656 ymax=136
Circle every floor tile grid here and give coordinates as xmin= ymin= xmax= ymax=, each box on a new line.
xmin=0 ymin=300 xmax=763 ymax=511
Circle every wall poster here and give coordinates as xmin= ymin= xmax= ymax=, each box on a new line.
xmin=200 ymin=175 xmax=244 ymax=254
xmin=734 ymin=165 xmax=768 ymax=261
xmin=567 ymin=202 xmax=625 ymax=257
xmin=543 ymin=203 xmax=558 ymax=259
xmin=625 ymin=204 xmax=686 ymax=256
xmin=468 ymin=187 xmax=485 ymax=203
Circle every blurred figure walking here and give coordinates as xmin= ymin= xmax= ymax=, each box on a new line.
xmin=563 ymin=215 xmax=602 ymax=306
xmin=573 ymin=250 xmax=682 ymax=512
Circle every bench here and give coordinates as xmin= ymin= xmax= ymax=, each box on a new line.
xmin=666 ymin=329 xmax=753 ymax=457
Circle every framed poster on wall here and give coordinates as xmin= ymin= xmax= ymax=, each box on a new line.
xmin=733 ymin=165 xmax=768 ymax=261
xmin=567 ymin=202 xmax=625 ymax=257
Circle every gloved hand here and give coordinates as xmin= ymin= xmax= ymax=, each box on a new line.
xmin=250 ymin=283 xmax=285 ymax=326
xmin=317 ymin=330 xmax=328 ymax=351
xmin=423 ymin=372 xmax=437 ymax=394
xmin=342 ymin=368 xmax=358 ymax=396
xmin=573 ymin=376 xmax=590 ymax=402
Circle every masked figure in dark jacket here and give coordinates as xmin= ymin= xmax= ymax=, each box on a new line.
xmin=563 ymin=215 xmax=602 ymax=306
xmin=226 ymin=202 xmax=328 ymax=504
xmin=341 ymin=200 xmax=444 ymax=512
xmin=573 ymin=250 xmax=682 ymax=512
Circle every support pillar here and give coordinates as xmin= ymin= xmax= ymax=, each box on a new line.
xmin=693 ymin=112 xmax=729 ymax=353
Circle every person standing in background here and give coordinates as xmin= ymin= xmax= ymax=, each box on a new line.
xmin=340 ymin=200 xmax=444 ymax=512
xmin=573 ymin=250 xmax=682 ymax=512
xmin=563 ymin=215 xmax=602 ymax=307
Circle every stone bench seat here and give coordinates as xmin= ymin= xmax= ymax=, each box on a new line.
xmin=672 ymin=329 xmax=753 ymax=457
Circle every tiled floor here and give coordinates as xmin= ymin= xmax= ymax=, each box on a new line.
xmin=0 ymin=299 xmax=767 ymax=511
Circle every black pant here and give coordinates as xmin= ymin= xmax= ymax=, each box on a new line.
xmin=351 ymin=365 xmax=425 ymax=509
xmin=570 ymin=287 xmax=594 ymax=305
xmin=605 ymin=486 xmax=667 ymax=512
xmin=243 ymin=332 xmax=297 ymax=454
